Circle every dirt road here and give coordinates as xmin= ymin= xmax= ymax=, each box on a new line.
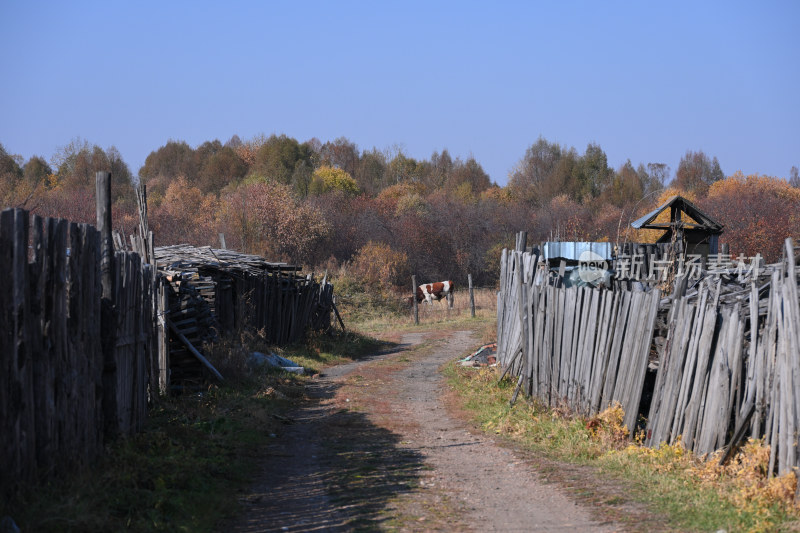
xmin=222 ymin=329 xmax=622 ymax=532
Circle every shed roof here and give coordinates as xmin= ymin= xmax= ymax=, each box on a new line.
xmin=630 ymin=195 xmax=723 ymax=233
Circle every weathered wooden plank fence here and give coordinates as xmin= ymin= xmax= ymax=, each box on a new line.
xmin=2 ymin=171 xmax=340 ymax=497
xmin=0 ymin=208 xmax=155 ymax=497
xmin=497 ymin=233 xmax=800 ymax=475
xmin=497 ymin=245 xmax=660 ymax=431
xmin=646 ymin=238 xmax=800 ymax=475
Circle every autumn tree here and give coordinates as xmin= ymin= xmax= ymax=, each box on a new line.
xmin=349 ymin=241 xmax=409 ymax=290
xmin=534 ymin=194 xmax=592 ymax=242
xmin=149 ymin=176 xmax=219 ymax=246
xmin=789 ymin=166 xmax=799 ymax=188
xmin=47 ymin=139 xmax=133 ymax=205
xmin=309 ymin=193 xmax=394 ymax=262
xmin=386 ymin=151 xmax=421 ymax=186
xmin=355 ymin=148 xmax=387 ymax=194
xmin=290 ymin=160 xmax=314 ymax=198
xmin=508 ymin=136 xmax=563 ymax=205
xmin=509 ymin=138 xmax=611 ymax=204
xmin=225 ymin=134 xmax=243 ymax=149
xmin=309 ymin=165 xmax=359 ymax=196
xmin=0 ymin=143 xmax=23 ymax=181
xmin=23 ymin=156 xmax=52 ymax=189
xmin=219 ymin=181 xmax=329 ymax=264
xmin=426 ymin=190 xmax=499 ymax=284
xmin=445 ymin=156 xmax=491 ymax=195
xmin=424 ymin=149 xmax=454 ymax=190
xmin=250 ymin=134 xmax=314 ymax=185
xmin=138 ymin=140 xmax=198 ymax=197
xmin=573 ymin=143 xmax=613 ymax=200
xmin=645 ymin=163 xmax=670 ymax=193
xmin=700 ymin=173 xmax=800 ymax=261
xmin=0 ymin=144 xmax=25 ymax=207
xmin=195 ymin=142 xmax=247 ymax=194
xmin=601 ymin=160 xmax=644 ymax=208
xmin=673 ymin=150 xmax=723 ymax=196
xmin=319 ymin=137 xmax=359 ymax=177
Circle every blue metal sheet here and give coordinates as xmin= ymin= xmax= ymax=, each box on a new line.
xmin=541 ymin=241 xmax=614 ymax=262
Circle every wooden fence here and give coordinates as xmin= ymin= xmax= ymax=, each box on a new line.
xmin=497 ymin=234 xmax=800 ymax=474
xmin=2 ymin=178 xmax=339 ymax=496
xmin=0 ymin=208 xmax=155 ymax=496
xmin=497 ymin=247 xmax=660 ymax=432
xmin=646 ymin=238 xmax=800 ymax=475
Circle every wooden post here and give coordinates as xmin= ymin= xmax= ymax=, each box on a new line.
xmin=412 ymin=275 xmax=419 ymax=325
xmin=557 ymin=259 xmax=567 ymax=288
xmin=96 ymin=172 xmax=114 ymax=299
xmin=517 ymin=231 xmax=528 ymax=252
xmin=468 ymin=274 xmax=475 ymax=317
xmin=219 ymin=233 xmax=226 ymax=249
xmin=96 ymin=171 xmax=118 ymax=438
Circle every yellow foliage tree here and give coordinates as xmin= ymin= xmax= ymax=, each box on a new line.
xmin=309 ymin=165 xmax=359 ymax=196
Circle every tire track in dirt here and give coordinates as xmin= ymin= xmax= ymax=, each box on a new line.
xmin=221 ymin=329 xmax=621 ymax=532
xmin=386 ymin=330 xmax=618 ymax=532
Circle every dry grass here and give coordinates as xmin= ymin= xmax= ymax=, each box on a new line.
xmin=447 ymin=364 xmax=800 ymax=533
xmin=354 ymin=287 xmax=497 ymax=333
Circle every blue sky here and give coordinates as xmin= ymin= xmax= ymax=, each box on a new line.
xmin=1 ymin=1 xmax=797 ymax=185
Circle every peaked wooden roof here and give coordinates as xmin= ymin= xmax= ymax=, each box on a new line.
xmin=630 ymin=195 xmax=723 ymax=233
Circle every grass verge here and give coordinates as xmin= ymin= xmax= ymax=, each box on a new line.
xmin=445 ymin=364 xmax=800 ymax=533
xmin=1 ymin=329 xmax=384 ymax=533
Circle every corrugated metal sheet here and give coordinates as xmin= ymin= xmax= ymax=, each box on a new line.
xmin=541 ymin=241 xmax=614 ymax=263
xmin=630 ymin=204 xmax=665 ymax=229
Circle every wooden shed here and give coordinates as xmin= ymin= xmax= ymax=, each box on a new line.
xmin=630 ymin=195 xmax=723 ymax=257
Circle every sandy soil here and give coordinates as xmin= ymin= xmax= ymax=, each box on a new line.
xmin=219 ymin=329 xmax=630 ymax=532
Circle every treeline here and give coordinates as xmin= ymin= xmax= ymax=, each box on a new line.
xmin=1 ymin=135 xmax=799 ymax=290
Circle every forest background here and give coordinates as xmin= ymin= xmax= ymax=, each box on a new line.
xmin=2 ymin=134 xmax=799 ymax=295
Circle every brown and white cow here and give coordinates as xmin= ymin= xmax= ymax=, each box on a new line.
xmin=413 ymin=280 xmax=455 ymax=306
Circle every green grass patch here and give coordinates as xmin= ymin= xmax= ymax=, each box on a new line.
xmin=2 ymin=382 xmax=288 ymax=532
xmin=445 ymin=363 xmax=800 ymax=533
xmin=1 ymin=327 xmax=386 ymax=533
xmin=283 ymin=329 xmax=387 ymax=373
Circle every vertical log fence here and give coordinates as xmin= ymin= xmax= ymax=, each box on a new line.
xmin=0 ymin=208 xmax=155 ymax=497
xmin=497 ymin=232 xmax=800 ymax=475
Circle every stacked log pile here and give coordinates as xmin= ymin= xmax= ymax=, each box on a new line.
xmin=152 ymin=244 xmax=337 ymax=389
xmin=165 ymin=276 xmax=218 ymax=391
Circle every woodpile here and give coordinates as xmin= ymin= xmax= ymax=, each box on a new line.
xmin=497 ymin=232 xmax=800 ymax=474
xmin=164 ymin=275 xmax=219 ymax=391
xmin=155 ymin=244 xmax=336 ymax=341
xmin=151 ymin=244 xmax=337 ymax=390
